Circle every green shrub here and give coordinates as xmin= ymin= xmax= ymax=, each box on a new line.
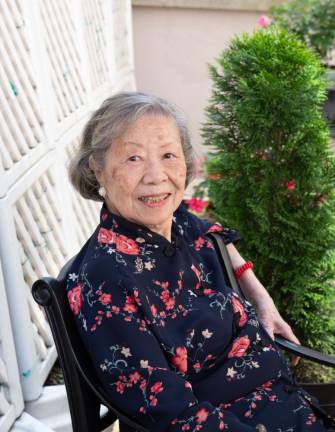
xmin=203 ymin=27 xmax=335 ymax=381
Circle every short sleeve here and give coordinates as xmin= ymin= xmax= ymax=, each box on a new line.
xmin=205 ymin=222 xmax=240 ymax=245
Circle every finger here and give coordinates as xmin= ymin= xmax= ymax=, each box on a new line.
xmin=275 ymin=323 xmax=301 ymax=365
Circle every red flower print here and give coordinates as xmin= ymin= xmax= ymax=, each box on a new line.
xmin=151 ymin=304 xmax=158 ymax=316
xmin=191 ymin=264 xmax=201 ymax=290
xmin=139 ymin=379 xmax=147 ymax=390
xmin=116 ymin=234 xmax=140 ymax=255
xmin=149 ymin=396 xmax=158 ymax=406
xmin=124 ymin=295 xmax=138 ymax=313
xmin=68 ymin=284 xmax=83 ymax=315
xmin=232 ymin=297 xmax=248 ymax=326
xmin=160 ymin=290 xmax=170 ymax=301
xmin=99 ymin=293 xmax=112 ymax=305
xmin=98 ymin=227 xmax=115 ymax=244
xmin=101 ymin=212 xmax=108 ymax=221
xmin=165 ymin=297 xmax=176 ymax=310
xmin=195 ymin=408 xmax=209 ymax=424
xmin=116 ymin=381 xmax=125 ymax=394
xmin=150 ymin=381 xmax=163 ymax=393
xmin=206 ymin=224 xmax=224 ymax=233
xmin=171 ymin=346 xmax=188 ymax=373
xmin=129 ymin=371 xmax=141 ymax=383
xmin=228 ymin=336 xmax=250 ymax=358
xmin=194 ymin=236 xmax=205 ymax=251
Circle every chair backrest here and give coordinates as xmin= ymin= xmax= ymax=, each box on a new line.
xmin=32 ymin=258 xmax=148 ymax=432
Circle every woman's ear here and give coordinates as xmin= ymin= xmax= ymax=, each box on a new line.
xmin=89 ymin=156 xmax=103 ymax=184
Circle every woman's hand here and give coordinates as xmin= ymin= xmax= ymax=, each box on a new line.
xmin=253 ymin=296 xmax=300 ymax=366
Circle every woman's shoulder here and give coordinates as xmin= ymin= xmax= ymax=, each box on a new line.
xmin=174 ymin=202 xmax=224 ymax=235
xmin=175 ymin=202 xmax=240 ymax=245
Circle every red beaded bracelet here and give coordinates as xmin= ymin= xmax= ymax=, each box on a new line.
xmin=234 ymin=261 xmax=253 ymax=279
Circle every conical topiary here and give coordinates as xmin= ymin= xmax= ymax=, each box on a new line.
xmin=203 ymin=27 xmax=335 ymax=381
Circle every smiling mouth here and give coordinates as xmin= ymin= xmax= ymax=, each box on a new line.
xmin=138 ymin=193 xmax=170 ymax=204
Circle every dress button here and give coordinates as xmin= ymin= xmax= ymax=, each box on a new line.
xmin=256 ymin=424 xmax=267 ymax=432
xmin=164 ymin=244 xmax=176 ymax=256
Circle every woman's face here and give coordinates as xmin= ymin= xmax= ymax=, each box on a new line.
xmin=93 ymin=115 xmax=187 ymax=240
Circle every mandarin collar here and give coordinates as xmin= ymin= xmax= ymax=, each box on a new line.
xmin=99 ymin=203 xmax=183 ymax=247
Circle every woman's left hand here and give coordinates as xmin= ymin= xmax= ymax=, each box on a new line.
xmin=254 ymin=297 xmax=300 ymax=366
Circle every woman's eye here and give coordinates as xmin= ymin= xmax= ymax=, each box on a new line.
xmin=163 ymin=153 xmax=175 ymax=159
xmin=128 ymin=155 xmax=140 ymax=162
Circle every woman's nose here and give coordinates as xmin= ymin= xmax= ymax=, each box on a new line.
xmin=142 ymin=160 xmax=168 ymax=184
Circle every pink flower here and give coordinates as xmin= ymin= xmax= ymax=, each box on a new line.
xmin=150 ymin=396 xmax=158 ymax=406
xmin=191 ymin=264 xmax=201 ymax=290
xmin=194 ymin=236 xmax=205 ymax=251
xmin=129 ymin=372 xmax=141 ymax=383
xmin=150 ymin=304 xmax=158 ymax=316
xmin=206 ymin=223 xmax=224 ymax=233
xmin=68 ymin=284 xmax=83 ymax=315
xmin=116 ymin=381 xmax=125 ymax=394
xmin=232 ymin=297 xmax=248 ymax=327
xmin=187 ymin=197 xmax=207 ymax=213
xmin=123 ymin=295 xmax=138 ymax=313
xmin=171 ymin=346 xmax=188 ymax=373
xmin=228 ymin=336 xmax=250 ymax=358
xmin=99 ymin=293 xmax=112 ymax=304
xmin=257 ymin=15 xmax=271 ymax=27
xmin=165 ymin=297 xmax=176 ymax=310
xmin=195 ymin=408 xmax=209 ymax=424
xmin=151 ymin=381 xmax=163 ymax=393
xmin=286 ymin=180 xmax=295 ymax=190
xmin=97 ymin=227 xmax=115 ymax=244
xmin=116 ymin=234 xmax=140 ymax=255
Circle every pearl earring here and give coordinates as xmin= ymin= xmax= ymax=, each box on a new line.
xmin=98 ymin=186 xmax=106 ymax=198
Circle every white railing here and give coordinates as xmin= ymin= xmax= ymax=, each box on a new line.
xmin=0 ymin=0 xmax=135 ymax=429
xmin=0 ymin=261 xmax=24 ymax=432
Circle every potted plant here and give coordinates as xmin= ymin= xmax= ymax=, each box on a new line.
xmin=270 ymin=0 xmax=335 ymax=134
xmin=202 ymin=26 xmax=335 ymax=390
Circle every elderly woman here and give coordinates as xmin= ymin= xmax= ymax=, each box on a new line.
xmin=67 ymin=91 xmax=330 ymax=431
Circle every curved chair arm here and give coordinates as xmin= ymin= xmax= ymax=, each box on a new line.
xmin=275 ymin=335 xmax=335 ymax=368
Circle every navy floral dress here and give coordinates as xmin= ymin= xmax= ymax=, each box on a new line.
xmin=66 ymin=203 xmax=329 ymax=431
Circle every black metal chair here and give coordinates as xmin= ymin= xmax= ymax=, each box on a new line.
xmin=32 ymin=237 xmax=335 ymax=431
xmin=32 ymin=257 xmax=148 ymax=432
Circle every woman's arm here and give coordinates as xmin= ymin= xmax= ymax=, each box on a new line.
xmin=227 ymin=243 xmax=300 ymax=353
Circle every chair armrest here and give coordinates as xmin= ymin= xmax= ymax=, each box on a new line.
xmin=275 ymin=335 xmax=335 ymax=368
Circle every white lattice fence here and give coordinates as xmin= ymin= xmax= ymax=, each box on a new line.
xmin=40 ymin=0 xmax=87 ymax=125
xmin=82 ymin=0 xmax=110 ymax=91
xmin=0 ymin=0 xmax=48 ymax=197
xmin=0 ymin=0 xmax=135 ymax=427
xmin=0 ymin=261 xmax=24 ymax=432
xmin=0 ymin=154 xmax=75 ymax=401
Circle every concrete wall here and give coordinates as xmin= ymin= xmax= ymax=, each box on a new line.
xmin=132 ymin=2 xmax=279 ymax=155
